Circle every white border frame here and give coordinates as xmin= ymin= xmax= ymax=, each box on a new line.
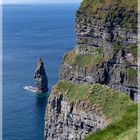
xmin=0 ymin=0 xmax=139 ymax=140
xmin=0 ymin=0 xmax=2 ymax=139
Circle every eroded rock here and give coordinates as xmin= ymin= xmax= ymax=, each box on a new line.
xmin=34 ymin=58 xmax=48 ymax=93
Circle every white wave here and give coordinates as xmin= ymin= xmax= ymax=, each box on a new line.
xmin=24 ymin=86 xmax=39 ymax=93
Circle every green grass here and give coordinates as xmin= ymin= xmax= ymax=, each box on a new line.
xmin=53 ymin=80 xmax=136 ymax=120
xmin=80 ymin=0 xmax=112 ymax=14
xmin=121 ymin=0 xmax=137 ymax=8
xmin=74 ymin=53 xmax=104 ymax=67
xmin=63 ymin=50 xmax=76 ymax=64
xmin=112 ymin=42 xmax=121 ymax=51
xmin=129 ymin=45 xmax=138 ymax=58
xmin=79 ymin=0 xmax=137 ymax=13
xmin=112 ymin=44 xmax=138 ymax=59
xmin=84 ymin=105 xmax=137 ymax=140
xmin=78 ymin=0 xmax=137 ymax=29
xmin=51 ymin=80 xmax=137 ymax=140
xmin=114 ymin=128 xmax=137 ymax=140
xmin=97 ymin=47 xmax=104 ymax=54
xmin=127 ymin=68 xmax=137 ymax=78
xmin=63 ymin=48 xmax=106 ymax=68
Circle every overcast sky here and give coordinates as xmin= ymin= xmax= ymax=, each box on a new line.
xmin=3 ymin=0 xmax=82 ymax=4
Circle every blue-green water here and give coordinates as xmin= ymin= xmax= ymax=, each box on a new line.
xmin=3 ymin=4 xmax=79 ymax=140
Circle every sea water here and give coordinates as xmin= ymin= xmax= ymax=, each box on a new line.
xmin=3 ymin=4 xmax=79 ymax=140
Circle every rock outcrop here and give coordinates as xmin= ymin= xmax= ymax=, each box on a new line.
xmin=34 ymin=58 xmax=48 ymax=93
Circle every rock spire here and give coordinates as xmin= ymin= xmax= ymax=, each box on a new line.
xmin=34 ymin=58 xmax=48 ymax=93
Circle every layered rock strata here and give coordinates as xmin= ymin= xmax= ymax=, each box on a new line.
xmin=45 ymin=92 xmax=107 ymax=140
xmin=60 ymin=0 xmax=138 ymax=101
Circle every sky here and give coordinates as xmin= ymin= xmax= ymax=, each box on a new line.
xmin=3 ymin=0 xmax=82 ymax=4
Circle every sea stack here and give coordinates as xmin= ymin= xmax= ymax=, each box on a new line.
xmin=34 ymin=58 xmax=48 ymax=93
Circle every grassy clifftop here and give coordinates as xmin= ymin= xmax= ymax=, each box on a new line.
xmin=63 ymin=46 xmax=114 ymax=68
xmin=78 ymin=0 xmax=137 ymax=29
xmin=52 ymin=80 xmax=137 ymax=140
xmin=79 ymin=0 xmax=137 ymax=14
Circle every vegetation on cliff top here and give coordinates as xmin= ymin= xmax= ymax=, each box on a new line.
xmin=84 ymin=106 xmax=137 ymax=140
xmin=79 ymin=0 xmax=137 ymax=14
xmin=78 ymin=0 xmax=137 ymax=29
xmin=74 ymin=54 xmax=104 ymax=67
xmin=63 ymin=48 xmax=110 ymax=68
xmin=52 ymin=80 xmax=137 ymax=140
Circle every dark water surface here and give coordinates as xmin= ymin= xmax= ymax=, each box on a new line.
xmin=3 ymin=4 xmax=79 ymax=140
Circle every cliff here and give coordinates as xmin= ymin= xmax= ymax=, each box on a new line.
xmin=44 ymin=0 xmax=138 ymax=140
xmin=45 ymin=81 xmax=137 ymax=140
xmin=60 ymin=0 xmax=138 ymax=101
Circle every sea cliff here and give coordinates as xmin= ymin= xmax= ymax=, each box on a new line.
xmin=60 ymin=0 xmax=138 ymax=101
xmin=44 ymin=0 xmax=138 ymax=140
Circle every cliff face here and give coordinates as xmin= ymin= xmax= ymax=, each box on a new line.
xmin=45 ymin=81 xmax=137 ymax=140
xmin=45 ymin=92 xmax=107 ymax=140
xmin=45 ymin=0 xmax=138 ymax=140
xmin=60 ymin=0 xmax=138 ymax=101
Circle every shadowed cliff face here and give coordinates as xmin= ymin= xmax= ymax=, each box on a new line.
xmin=34 ymin=58 xmax=48 ymax=93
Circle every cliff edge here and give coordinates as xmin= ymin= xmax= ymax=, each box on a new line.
xmin=45 ymin=81 xmax=137 ymax=140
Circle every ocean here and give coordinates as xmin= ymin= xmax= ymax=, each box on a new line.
xmin=3 ymin=4 xmax=79 ymax=140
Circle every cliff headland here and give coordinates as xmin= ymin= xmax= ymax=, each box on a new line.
xmin=44 ymin=0 xmax=138 ymax=140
